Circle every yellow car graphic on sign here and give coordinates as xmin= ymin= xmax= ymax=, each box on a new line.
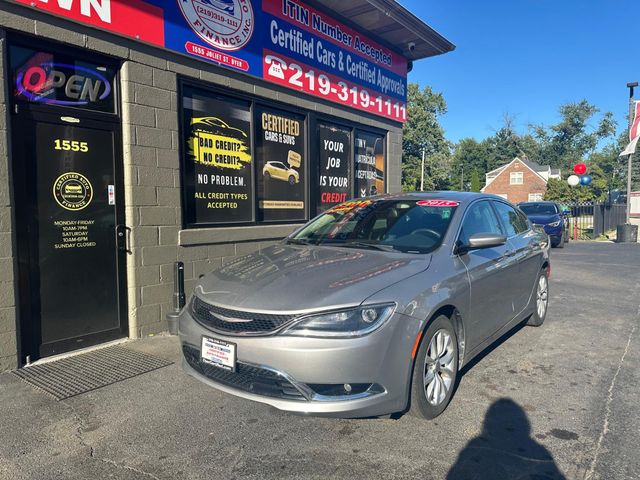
xmin=263 ymin=161 xmax=299 ymax=185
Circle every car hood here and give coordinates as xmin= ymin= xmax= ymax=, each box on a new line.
xmin=527 ymin=214 xmax=560 ymax=225
xmin=195 ymin=244 xmax=431 ymax=312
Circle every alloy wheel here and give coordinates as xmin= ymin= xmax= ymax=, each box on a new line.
xmin=423 ymin=329 xmax=456 ymax=406
xmin=537 ymin=274 xmax=548 ymax=319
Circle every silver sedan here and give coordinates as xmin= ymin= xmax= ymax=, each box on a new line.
xmin=179 ymin=192 xmax=550 ymax=419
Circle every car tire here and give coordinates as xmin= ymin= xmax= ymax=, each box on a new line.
xmin=527 ymin=270 xmax=549 ymax=327
xmin=264 ymin=172 xmax=271 ymax=181
xmin=556 ymin=233 xmax=564 ymax=248
xmin=409 ymin=315 xmax=459 ymax=419
xmin=288 ymin=175 xmax=295 ymax=185
xmin=564 ymin=231 xmax=569 ymax=243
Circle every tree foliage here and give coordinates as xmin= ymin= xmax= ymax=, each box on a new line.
xmin=531 ymin=100 xmax=617 ymax=173
xmin=400 ymin=86 xmax=622 ymax=202
xmin=402 ymin=83 xmax=451 ymax=191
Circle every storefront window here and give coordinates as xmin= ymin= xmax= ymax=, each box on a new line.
xmin=9 ymin=44 xmax=116 ymax=113
xmin=181 ymin=86 xmax=253 ymax=226
xmin=255 ymin=107 xmax=306 ymax=222
xmin=355 ymin=131 xmax=386 ymax=198
xmin=180 ymin=83 xmax=388 ymax=228
xmin=317 ymin=123 xmax=352 ymax=213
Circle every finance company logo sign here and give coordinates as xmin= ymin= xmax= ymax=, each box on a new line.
xmin=178 ymin=0 xmax=255 ymax=51
xmin=53 ymin=172 xmax=93 ymax=211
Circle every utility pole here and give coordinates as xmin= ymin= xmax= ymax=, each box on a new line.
xmin=420 ymin=149 xmax=425 ymax=191
xmin=626 ymin=82 xmax=638 ymax=224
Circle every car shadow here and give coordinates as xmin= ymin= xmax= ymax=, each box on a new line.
xmin=446 ymin=398 xmax=566 ymax=479
xmin=459 ymin=320 xmax=527 ymax=377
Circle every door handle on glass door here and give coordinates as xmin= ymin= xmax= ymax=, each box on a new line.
xmin=116 ymin=225 xmax=132 ymax=254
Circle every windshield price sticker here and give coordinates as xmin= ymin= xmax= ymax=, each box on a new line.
xmin=417 ymin=200 xmax=459 ymax=207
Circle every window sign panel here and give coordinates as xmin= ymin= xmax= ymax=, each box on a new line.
xmin=355 ymin=131 xmax=385 ymax=198
xmin=182 ymin=88 xmax=253 ymax=225
xmin=9 ymin=45 xmax=116 ymax=113
xmin=256 ymin=107 xmax=306 ymax=222
xmin=317 ymin=123 xmax=351 ymax=213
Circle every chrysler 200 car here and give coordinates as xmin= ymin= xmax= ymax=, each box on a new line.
xmin=179 ymin=192 xmax=550 ymax=419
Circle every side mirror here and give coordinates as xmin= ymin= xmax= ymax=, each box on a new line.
xmin=457 ymin=233 xmax=507 ymax=255
xmin=562 ymin=210 xmax=570 ymax=216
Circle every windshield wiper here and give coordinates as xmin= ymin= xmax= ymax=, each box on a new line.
xmin=334 ymin=241 xmax=398 ymax=252
xmin=285 ymin=238 xmax=313 ymax=245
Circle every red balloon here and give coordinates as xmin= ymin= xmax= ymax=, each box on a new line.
xmin=574 ymin=163 xmax=587 ymax=175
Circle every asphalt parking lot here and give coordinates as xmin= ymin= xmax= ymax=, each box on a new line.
xmin=1 ymin=241 xmax=638 ymax=480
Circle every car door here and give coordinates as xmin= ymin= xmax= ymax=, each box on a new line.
xmin=456 ymin=200 xmax=519 ymax=350
xmin=492 ymin=201 xmax=540 ymax=314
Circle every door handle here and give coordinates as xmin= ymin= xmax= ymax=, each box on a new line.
xmin=116 ymin=224 xmax=132 ymax=254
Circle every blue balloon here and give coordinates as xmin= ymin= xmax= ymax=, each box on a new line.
xmin=580 ymin=175 xmax=592 ymax=186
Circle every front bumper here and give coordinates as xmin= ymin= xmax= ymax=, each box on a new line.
xmin=178 ymin=307 xmax=421 ymax=418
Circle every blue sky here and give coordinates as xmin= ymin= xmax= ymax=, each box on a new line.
xmin=400 ymin=0 xmax=636 ymax=143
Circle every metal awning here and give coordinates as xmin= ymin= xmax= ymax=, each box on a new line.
xmin=313 ymin=0 xmax=455 ymax=60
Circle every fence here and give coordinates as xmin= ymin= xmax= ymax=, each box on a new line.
xmin=565 ymin=203 xmax=627 ymax=240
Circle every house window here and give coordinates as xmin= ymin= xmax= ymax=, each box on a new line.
xmin=528 ymin=193 xmax=544 ymax=202
xmin=495 ymin=194 xmax=508 ymax=200
xmin=510 ymin=172 xmax=523 ymax=185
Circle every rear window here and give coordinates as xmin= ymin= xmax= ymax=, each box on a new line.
xmin=519 ymin=203 xmax=558 ymax=215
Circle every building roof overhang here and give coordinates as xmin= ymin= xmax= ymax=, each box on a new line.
xmin=312 ymin=0 xmax=456 ymax=60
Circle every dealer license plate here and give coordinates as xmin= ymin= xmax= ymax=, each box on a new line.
xmin=201 ymin=336 xmax=236 ymax=372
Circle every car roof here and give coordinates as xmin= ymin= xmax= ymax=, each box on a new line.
xmin=518 ymin=201 xmax=556 ymax=205
xmin=366 ymin=191 xmax=506 ymax=207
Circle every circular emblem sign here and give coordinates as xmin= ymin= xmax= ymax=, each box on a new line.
xmin=178 ymin=0 xmax=255 ymax=51
xmin=53 ymin=172 xmax=93 ymax=211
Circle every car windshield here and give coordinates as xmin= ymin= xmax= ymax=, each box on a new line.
xmin=289 ymin=199 xmax=458 ymax=253
xmin=519 ymin=203 xmax=558 ymax=215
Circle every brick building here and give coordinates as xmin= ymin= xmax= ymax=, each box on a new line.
xmin=0 ymin=0 xmax=454 ymax=369
xmin=482 ymin=157 xmax=561 ymax=204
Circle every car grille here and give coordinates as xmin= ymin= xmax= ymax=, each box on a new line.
xmin=191 ymin=296 xmax=297 ymax=335
xmin=182 ymin=344 xmax=307 ymax=401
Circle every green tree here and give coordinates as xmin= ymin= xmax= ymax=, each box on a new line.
xmin=402 ymin=83 xmax=450 ymax=191
xmin=531 ymin=100 xmax=617 ymax=173
xmin=470 ymin=169 xmax=481 ymax=192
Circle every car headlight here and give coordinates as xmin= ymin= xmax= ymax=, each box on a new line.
xmin=281 ymin=303 xmax=396 ymax=338
xmin=548 ymin=220 xmax=562 ymax=227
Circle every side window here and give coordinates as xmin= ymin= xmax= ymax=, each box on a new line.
xmin=459 ymin=201 xmax=503 ymax=245
xmin=515 ymin=210 xmax=530 ymax=233
xmin=493 ymin=201 xmax=527 ymax=236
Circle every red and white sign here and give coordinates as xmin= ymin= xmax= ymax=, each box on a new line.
xmin=13 ymin=0 xmax=165 ymax=46
xmin=416 ymin=200 xmax=459 ymax=207
xmin=185 ymin=42 xmax=249 ymax=71
xmin=262 ymin=49 xmax=406 ymax=123
xmin=630 ymin=100 xmax=640 ymax=142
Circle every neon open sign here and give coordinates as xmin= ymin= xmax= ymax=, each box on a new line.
xmin=16 ymin=63 xmax=112 ymax=107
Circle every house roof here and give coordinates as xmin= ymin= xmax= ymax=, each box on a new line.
xmin=481 ymin=156 xmax=551 ymax=192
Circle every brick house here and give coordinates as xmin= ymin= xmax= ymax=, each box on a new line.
xmin=481 ymin=157 xmax=561 ymax=203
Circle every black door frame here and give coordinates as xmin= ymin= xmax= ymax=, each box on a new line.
xmin=7 ymin=34 xmax=128 ymax=365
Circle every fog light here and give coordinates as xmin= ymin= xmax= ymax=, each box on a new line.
xmin=361 ymin=308 xmax=378 ymax=323
xmin=343 ymin=383 xmax=352 ymax=393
